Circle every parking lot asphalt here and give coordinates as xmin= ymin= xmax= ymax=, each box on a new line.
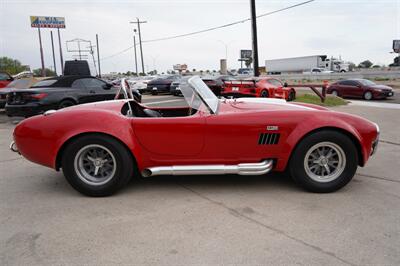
xmin=1 ymin=95 xmax=399 ymax=265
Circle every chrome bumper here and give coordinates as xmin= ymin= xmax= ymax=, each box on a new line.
xmin=10 ymin=141 xmax=19 ymax=154
xmin=371 ymin=123 xmax=380 ymax=156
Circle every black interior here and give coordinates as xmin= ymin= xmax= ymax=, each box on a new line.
xmin=121 ymin=101 xmax=194 ymax=118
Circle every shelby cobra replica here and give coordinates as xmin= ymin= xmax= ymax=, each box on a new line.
xmin=11 ymin=76 xmax=379 ymax=196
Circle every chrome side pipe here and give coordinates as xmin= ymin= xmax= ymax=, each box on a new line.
xmin=141 ymin=160 xmax=273 ymax=177
xmin=10 ymin=141 xmax=19 ymax=154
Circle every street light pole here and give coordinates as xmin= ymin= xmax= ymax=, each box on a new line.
xmin=133 ymin=32 xmax=138 ymax=76
xmin=96 ymin=34 xmax=101 ymax=78
xmin=50 ymin=31 xmax=57 ymax=75
xmin=130 ymin=18 xmax=147 ymax=75
xmin=250 ymin=0 xmax=260 ymax=77
xmin=37 ymin=25 xmax=46 ymax=77
xmin=137 ymin=18 xmax=146 ymax=75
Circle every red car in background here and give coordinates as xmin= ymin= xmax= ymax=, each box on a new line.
xmin=327 ymin=79 xmax=394 ymax=100
xmin=222 ymin=77 xmax=296 ymax=101
xmin=0 ymin=72 xmax=14 ymax=88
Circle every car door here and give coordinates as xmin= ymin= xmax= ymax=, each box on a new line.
xmin=133 ymin=114 xmax=206 ymax=157
xmin=79 ymin=78 xmax=113 ymax=102
xmin=70 ymin=79 xmax=93 ymax=103
xmin=343 ymin=80 xmax=361 ymax=97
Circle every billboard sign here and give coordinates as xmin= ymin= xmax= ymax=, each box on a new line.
xmin=393 ymin=40 xmax=400 ymax=53
xmin=173 ymin=64 xmax=188 ymax=71
xmin=240 ymin=50 xmax=252 ymax=59
xmin=30 ymin=16 xmax=65 ymax=28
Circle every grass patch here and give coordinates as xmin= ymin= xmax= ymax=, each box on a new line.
xmin=374 ymin=77 xmax=390 ymax=81
xmin=294 ymin=93 xmax=348 ymax=107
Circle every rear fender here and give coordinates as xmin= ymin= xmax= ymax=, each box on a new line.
xmin=52 ymin=110 xmax=144 ymax=169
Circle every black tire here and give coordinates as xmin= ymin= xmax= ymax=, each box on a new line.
xmin=61 ymin=134 xmax=134 ymax=196
xmin=289 ymin=130 xmax=358 ymax=193
xmin=151 ymin=91 xmax=158 ymax=95
xmin=287 ymin=90 xmax=296 ymax=101
xmin=58 ymin=99 xmax=75 ymax=109
xmin=260 ymin=90 xmax=269 ymax=98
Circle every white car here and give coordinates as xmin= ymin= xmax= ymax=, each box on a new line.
xmin=127 ymin=76 xmax=157 ymax=92
xmin=303 ymin=68 xmax=334 ymax=74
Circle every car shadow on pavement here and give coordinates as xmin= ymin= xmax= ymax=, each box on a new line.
xmin=123 ymin=172 xmax=300 ymax=195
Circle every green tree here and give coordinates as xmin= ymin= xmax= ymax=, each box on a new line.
xmin=348 ymin=62 xmax=356 ymax=71
xmin=192 ymin=68 xmax=196 ymax=72
xmin=33 ymin=68 xmax=56 ymax=77
xmin=358 ymin=60 xmax=373 ymax=68
xmin=0 ymin=57 xmax=28 ymax=75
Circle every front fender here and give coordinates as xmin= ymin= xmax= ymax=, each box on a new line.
xmin=276 ymin=112 xmax=367 ymax=171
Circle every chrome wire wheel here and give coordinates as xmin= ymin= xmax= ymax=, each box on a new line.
xmin=74 ymin=144 xmax=117 ymax=186
xmin=304 ymin=142 xmax=346 ymax=183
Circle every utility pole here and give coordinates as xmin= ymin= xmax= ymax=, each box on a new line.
xmin=250 ymin=0 xmax=260 ymax=77
xmin=133 ymin=30 xmax=138 ymax=76
xmin=88 ymin=43 xmax=98 ymax=76
xmin=57 ymin=28 xmax=64 ymax=74
xmin=50 ymin=31 xmax=57 ymax=75
xmin=96 ymin=34 xmax=101 ymax=78
xmin=130 ymin=18 xmax=147 ymax=75
xmin=37 ymin=25 xmax=46 ymax=77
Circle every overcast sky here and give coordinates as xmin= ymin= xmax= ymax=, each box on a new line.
xmin=1 ymin=0 xmax=399 ymax=75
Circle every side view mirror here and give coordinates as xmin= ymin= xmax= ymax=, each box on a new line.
xmin=103 ymin=83 xmax=112 ymax=90
xmin=283 ymin=82 xmax=288 ymax=87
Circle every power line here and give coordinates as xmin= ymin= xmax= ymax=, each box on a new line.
xmin=100 ymin=0 xmax=315 ymax=61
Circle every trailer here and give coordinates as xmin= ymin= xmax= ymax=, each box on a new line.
xmin=265 ymin=55 xmax=348 ymax=74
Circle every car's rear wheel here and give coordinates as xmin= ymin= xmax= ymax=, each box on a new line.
xmin=260 ymin=90 xmax=269 ymax=98
xmin=58 ymin=99 xmax=75 ymax=109
xmin=289 ymin=130 xmax=358 ymax=193
xmin=61 ymin=135 xmax=134 ymax=196
xmin=331 ymin=90 xmax=339 ymax=97
xmin=363 ymin=91 xmax=373 ymax=100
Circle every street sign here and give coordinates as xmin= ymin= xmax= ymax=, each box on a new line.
xmin=30 ymin=16 xmax=66 ymax=28
xmin=240 ymin=50 xmax=252 ymax=59
xmin=393 ymin=40 xmax=400 ymax=53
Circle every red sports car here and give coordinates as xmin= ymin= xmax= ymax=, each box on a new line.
xmin=222 ymin=77 xmax=296 ymax=101
xmin=0 ymin=72 xmax=14 ymax=88
xmin=11 ymin=76 xmax=379 ymax=196
xmin=327 ymin=79 xmax=394 ymax=100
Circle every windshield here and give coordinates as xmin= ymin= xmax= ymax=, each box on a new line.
xmin=179 ymin=76 xmax=219 ymax=114
xmin=358 ymin=79 xmax=376 ymax=86
xmin=31 ymin=79 xmax=57 ymax=87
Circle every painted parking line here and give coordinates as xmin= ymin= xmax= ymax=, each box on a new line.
xmin=349 ymin=100 xmax=400 ymax=110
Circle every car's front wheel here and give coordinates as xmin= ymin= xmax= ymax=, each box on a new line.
xmin=289 ymin=130 xmax=358 ymax=193
xmin=363 ymin=91 xmax=373 ymax=100
xmin=61 ymin=134 xmax=134 ymax=196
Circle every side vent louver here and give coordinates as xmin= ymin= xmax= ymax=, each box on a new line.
xmin=258 ymin=133 xmax=280 ymax=145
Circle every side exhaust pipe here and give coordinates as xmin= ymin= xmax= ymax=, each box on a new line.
xmin=142 ymin=160 xmax=273 ymax=177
